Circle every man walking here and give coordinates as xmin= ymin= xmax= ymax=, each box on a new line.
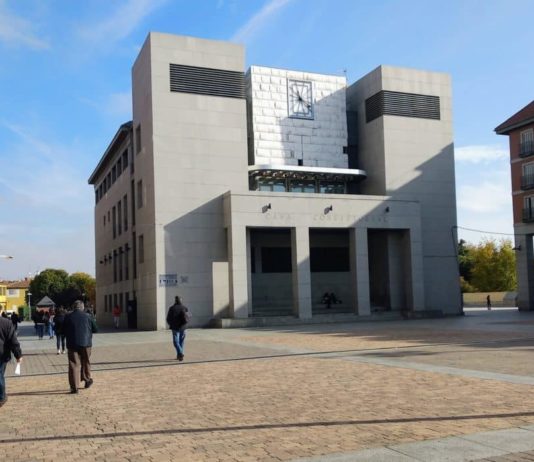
xmin=10 ymin=311 xmax=19 ymax=331
xmin=0 ymin=314 xmax=22 ymax=406
xmin=63 ymin=300 xmax=98 ymax=394
xmin=166 ymin=296 xmax=191 ymax=361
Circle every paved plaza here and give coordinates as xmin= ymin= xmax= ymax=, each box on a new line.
xmin=2 ymin=308 xmax=534 ymax=461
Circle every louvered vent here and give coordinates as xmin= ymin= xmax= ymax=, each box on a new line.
xmin=170 ymin=63 xmax=245 ymax=99
xmin=365 ymin=90 xmax=440 ymax=122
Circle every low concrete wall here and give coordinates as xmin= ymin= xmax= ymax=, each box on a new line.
xmin=462 ymin=291 xmax=517 ymax=307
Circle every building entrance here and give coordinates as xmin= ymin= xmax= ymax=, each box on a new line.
xmin=309 ymin=229 xmax=352 ymax=314
xmin=368 ymin=229 xmax=412 ymax=312
xmin=250 ymin=228 xmax=293 ymax=316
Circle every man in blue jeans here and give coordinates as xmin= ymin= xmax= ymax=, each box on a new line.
xmin=0 ymin=315 xmax=22 ymax=406
xmin=166 ymin=296 xmax=191 ymax=361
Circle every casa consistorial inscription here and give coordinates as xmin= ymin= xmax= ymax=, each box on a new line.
xmin=313 ymin=213 xmax=389 ymax=224
xmin=261 ymin=211 xmax=389 ymax=224
xmin=262 ymin=212 xmax=292 ymax=222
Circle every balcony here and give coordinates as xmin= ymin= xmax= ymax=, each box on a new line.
xmin=521 ymin=172 xmax=534 ymax=190
xmin=519 ymin=140 xmax=534 ymax=158
xmin=523 ymin=208 xmax=534 ymax=223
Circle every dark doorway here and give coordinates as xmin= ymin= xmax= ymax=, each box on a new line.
xmin=250 ymin=228 xmax=293 ymax=316
xmin=309 ymin=229 xmax=352 ymax=314
xmin=368 ymin=229 xmax=412 ymax=312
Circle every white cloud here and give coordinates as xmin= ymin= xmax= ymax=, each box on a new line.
xmin=455 ymin=144 xmax=508 ymax=164
xmin=231 ymin=0 xmax=294 ymax=43
xmin=0 ymin=121 xmax=92 ymax=212
xmin=0 ymin=122 xmax=95 ymax=279
xmin=77 ymin=0 xmax=168 ymax=46
xmin=457 ymin=182 xmax=510 ymax=213
xmin=0 ymin=0 xmax=50 ymax=49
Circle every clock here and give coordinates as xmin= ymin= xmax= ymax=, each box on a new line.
xmin=288 ymin=79 xmax=313 ymax=119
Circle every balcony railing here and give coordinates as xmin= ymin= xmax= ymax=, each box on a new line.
xmin=521 ymin=173 xmax=534 ymax=190
xmin=523 ymin=208 xmax=534 ymax=223
xmin=519 ymin=140 xmax=534 ymax=158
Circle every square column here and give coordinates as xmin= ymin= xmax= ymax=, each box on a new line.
xmin=409 ymin=226 xmax=425 ymax=311
xmin=291 ymin=227 xmax=312 ymax=319
xmin=349 ymin=227 xmax=371 ymax=316
xmin=228 ymin=225 xmax=250 ymax=318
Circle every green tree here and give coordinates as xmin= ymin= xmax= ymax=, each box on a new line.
xmin=470 ymin=239 xmax=517 ymax=292
xmin=69 ymin=272 xmax=96 ymax=305
xmin=29 ymin=268 xmax=70 ymax=306
xmin=458 ymin=239 xmax=475 ymax=283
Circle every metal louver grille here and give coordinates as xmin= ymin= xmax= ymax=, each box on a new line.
xmin=365 ymin=90 xmax=440 ymax=122
xmin=170 ymin=63 xmax=245 ymax=99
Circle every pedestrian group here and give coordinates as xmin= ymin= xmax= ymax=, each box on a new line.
xmin=0 ymin=295 xmax=191 ymax=405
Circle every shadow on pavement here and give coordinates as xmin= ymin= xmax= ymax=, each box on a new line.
xmin=9 ymin=389 xmax=71 ymax=396
xmin=11 ymin=335 xmax=534 ymax=378
xmin=1 ymin=410 xmax=534 ymax=444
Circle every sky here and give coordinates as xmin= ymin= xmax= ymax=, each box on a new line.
xmin=0 ymin=0 xmax=532 ymax=280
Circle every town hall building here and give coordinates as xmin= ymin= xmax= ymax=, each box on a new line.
xmin=88 ymin=32 xmax=460 ymax=329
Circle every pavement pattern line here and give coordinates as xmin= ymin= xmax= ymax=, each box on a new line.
xmin=340 ymin=355 xmax=534 ymax=386
xmin=293 ymin=425 xmax=534 ymax=461
xmin=11 ymin=333 xmax=534 ymax=384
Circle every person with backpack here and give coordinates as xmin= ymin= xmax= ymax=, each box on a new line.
xmin=166 ymin=295 xmax=191 ymax=361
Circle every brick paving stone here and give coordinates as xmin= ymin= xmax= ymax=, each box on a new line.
xmin=2 ymin=312 xmax=534 ymax=461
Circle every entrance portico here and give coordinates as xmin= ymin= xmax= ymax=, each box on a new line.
xmin=223 ymin=191 xmax=425 ymax=320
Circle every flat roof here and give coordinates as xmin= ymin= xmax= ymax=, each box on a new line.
xmin=88 ymin=121 xmax=132 ymax=185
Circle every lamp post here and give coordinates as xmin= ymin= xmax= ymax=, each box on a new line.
xmin=27 ymin=291 xmax=32 ymax=322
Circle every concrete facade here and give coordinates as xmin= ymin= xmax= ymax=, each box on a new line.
xmin=89 ymin=32 xmax=461 ymax=329
xmin=347 ymin=66 xmax=458 ymax=314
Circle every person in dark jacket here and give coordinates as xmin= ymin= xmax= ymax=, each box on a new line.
xmin=54 ymin=308 xmax=67 ymax=355
xmin=35 ymin=310 xmax=45 ymax=339
xmin=0 ymin=316 xmax=22 ymax=406
xmin=10 ymin=312 xmax=20 ymax=331
xmin=166 ymin=295 xmax=191 ymax=361
xmin=63 ymin=300 xmax=98 ymax=394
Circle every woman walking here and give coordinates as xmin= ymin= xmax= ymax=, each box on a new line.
xmin=54 ymin=308 xmax=67 ymax=354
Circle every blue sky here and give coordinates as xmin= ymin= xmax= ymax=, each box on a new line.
xmin=0 ymin=0 xmax=532 ymax=279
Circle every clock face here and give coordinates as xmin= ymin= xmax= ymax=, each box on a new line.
xmin=288 ymin=79 xmax=313 ymax=119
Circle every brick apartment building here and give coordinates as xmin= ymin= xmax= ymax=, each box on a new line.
xmin=496 ymin=100 xmax=534 ymax=310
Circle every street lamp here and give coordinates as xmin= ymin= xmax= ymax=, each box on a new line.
xmin=27 ymin=292 xmax=32 ymax=309
xmin=0 ymin=255 xmax=14 ymax=259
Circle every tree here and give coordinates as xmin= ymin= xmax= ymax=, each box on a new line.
xmin=69 ymin=272 xmax=96 ymax=306
xmin=29 ymin=269 xmax=70 ymax=306
xmin=29 ymin=269 xmax=96 ymax=308
xmin=469 ymin=239 xmax=517 ymax=292
xmin=458 ymin=239 xmax=475 ymax=283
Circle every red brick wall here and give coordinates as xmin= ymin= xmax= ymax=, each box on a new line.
xmin=509 ymin=121 xmax=534 ymax=224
